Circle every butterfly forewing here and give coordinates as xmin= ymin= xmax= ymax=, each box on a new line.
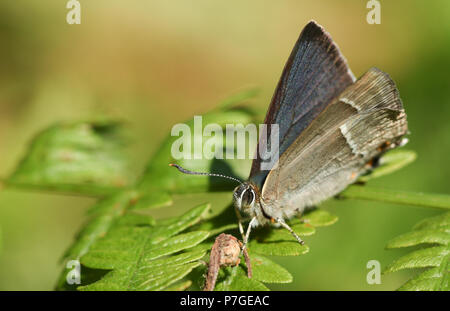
xmin=249 ymin=20 xmax=356 ymax=186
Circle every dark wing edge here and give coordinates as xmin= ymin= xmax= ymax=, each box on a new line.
xmin=250 ymin=20 xmax=356 ymax=186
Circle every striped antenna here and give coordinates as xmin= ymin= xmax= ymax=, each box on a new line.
xmin=169 ymin=163 xmax=242 ymax=184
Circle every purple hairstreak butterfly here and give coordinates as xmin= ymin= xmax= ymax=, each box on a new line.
xmin=170 ymin=20 xmax=408 ymax=247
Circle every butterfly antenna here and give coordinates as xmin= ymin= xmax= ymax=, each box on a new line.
xmin=169 ymin=163 xmax=242 ymax=184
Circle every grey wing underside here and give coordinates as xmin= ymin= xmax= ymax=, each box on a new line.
xmin=261 ymin=68 xmax=408 ymax=219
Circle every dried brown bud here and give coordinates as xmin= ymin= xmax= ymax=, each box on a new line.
xmin=203 ymin=233 xmax=252 ymax=291
xmin=217 ymin=234 xmax=241 ymax=267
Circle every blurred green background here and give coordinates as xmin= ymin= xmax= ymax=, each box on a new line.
xmin=0 ymin=0 xmax=449 ymax=290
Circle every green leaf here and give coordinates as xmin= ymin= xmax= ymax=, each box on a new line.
xmin=214 ymin=266 xmax=269 ymax=291
xmin=384 ymin=246 xmax=448 ymax=273
xmin=245 ymin=212 xmax=335 ymax=257
xmin=300 ymin=209 xmax=339 ymax=227
xmin=413 ymin=212 xmax=450 ymax=230
xmin=386 ymin=228 xmax=450 ymax=248
xmin=62 ymin=190 xmax=140 ymax=261
xmin=164 ymin=280 xmax=193 ymax=291
xmin=249 ymin=240 xmax=309 ymax=257
xmin=54 ymin=190 xmax=154 ymax=290
xmin=358 ymin=149 xmax=417 ymax=182
xmin=250 ymin=253 xmax=293 ymax=283
xmin=385 ymin=212 xmax=450 ymax=291
xmin=56 ymin=190 xmax=178 ymax=289
xmin=150 ymin=204 xmax=211 ymax=243
xmin=130 ymin=192 xmax=173 ymax=210
xmin=8 ymin=119 xmax=134 ymax=196
xmin=78 ymin=204 xmax=211 ymax=290
xmin=398 ymin=267 xmax=449 ymax=291
xmin=339 ymin=186 xmax=450 ymax=210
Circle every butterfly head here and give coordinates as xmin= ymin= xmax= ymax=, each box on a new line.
xmin=233 ymin=182 xmax=258 ymax=211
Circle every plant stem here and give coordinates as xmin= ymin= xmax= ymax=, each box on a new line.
xmin=339 ymin=185 xmax=450 ymax=210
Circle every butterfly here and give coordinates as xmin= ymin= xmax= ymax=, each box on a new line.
xmin=170 ymin=20 xmax=408 ymax=247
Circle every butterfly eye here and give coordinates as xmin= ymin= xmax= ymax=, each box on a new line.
xmin=241 ymin=189 xmax=254 ymax=207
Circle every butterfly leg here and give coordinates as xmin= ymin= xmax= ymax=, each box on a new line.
xmin=242 ymin=217 xmax=257 ymax=251
xmin=276 ymin=218 xmax=305 ymax=245
xmin=234 ymin=206 xmax=246 ymax=242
